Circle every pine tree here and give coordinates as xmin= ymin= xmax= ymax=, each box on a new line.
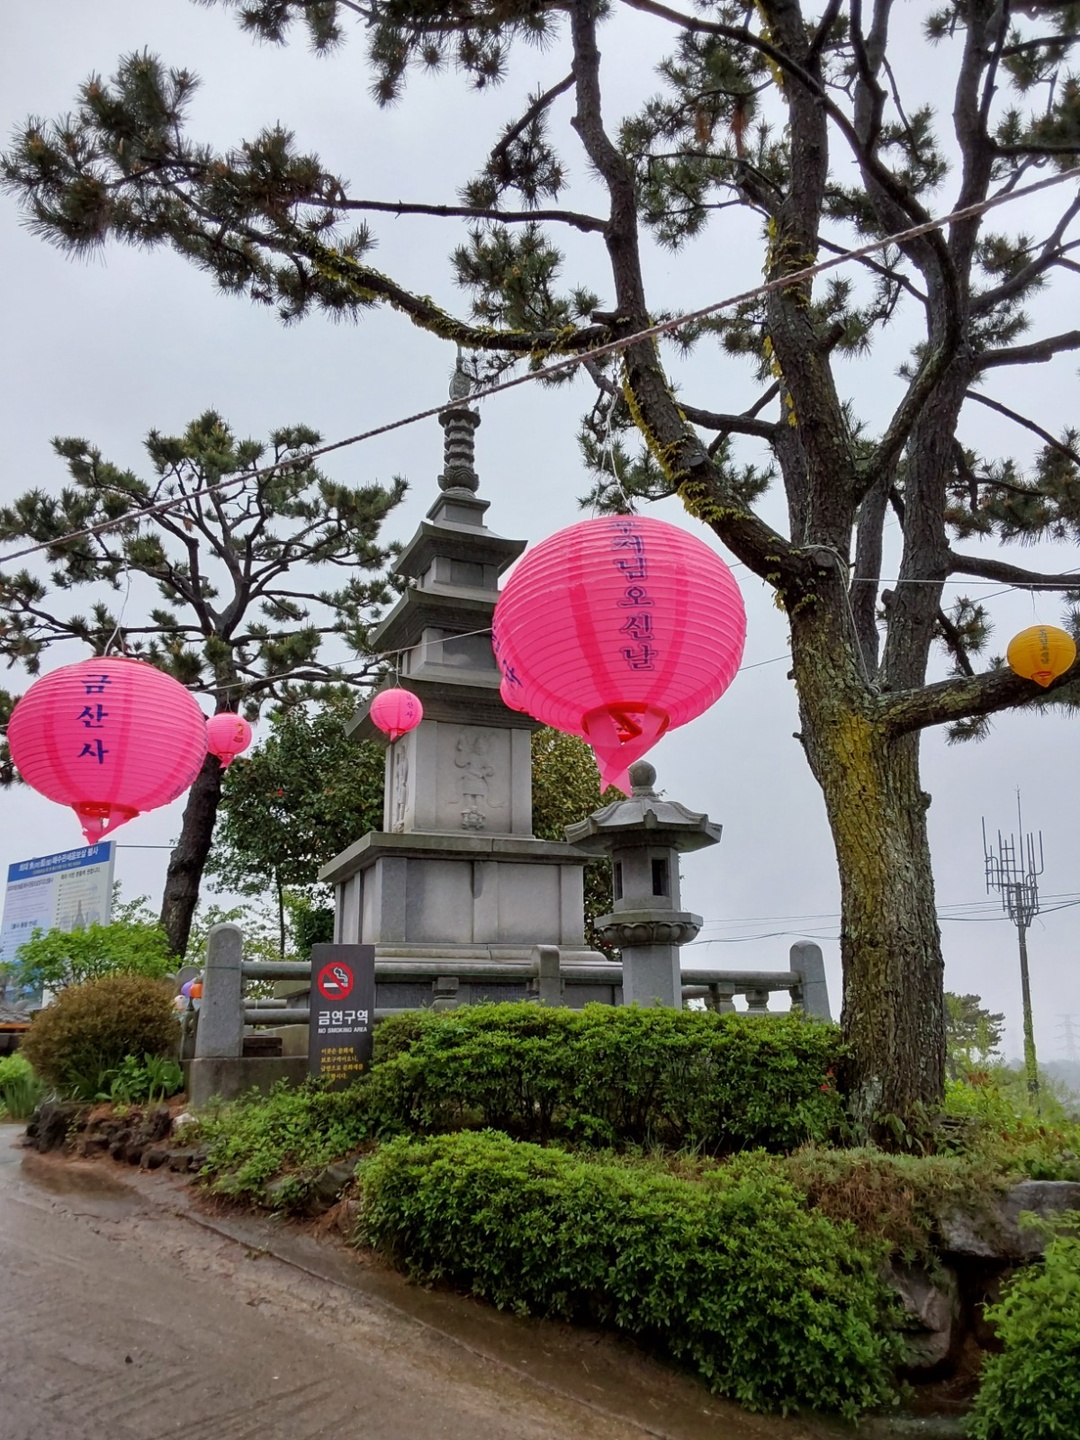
xmin=207 ymin=694 xmax=386 ymax=952
xmin=0 ymin=412 xmax=404 ymax=955
xmin=5 ymin=2 xmax=1080 ymax=1135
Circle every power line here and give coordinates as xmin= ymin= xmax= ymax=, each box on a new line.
xmin=1 ymin=163 xmax=1078 ymax=572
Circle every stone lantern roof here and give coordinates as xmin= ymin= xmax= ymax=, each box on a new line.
xmin=565 ymin=761 xmax=723 ymax=854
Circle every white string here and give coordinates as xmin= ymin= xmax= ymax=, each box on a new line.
xmin=0 ymin=162 xmax=1076 ymax=571
xmin=102 ymin=560 xmax=133 ymax=657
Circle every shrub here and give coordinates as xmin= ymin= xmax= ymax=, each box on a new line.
xmin=357 ymin=1131 xmax=899 ymax=1418
xmin=199 ymin=1079 xmax=372 ymax=1206
xmin=968 ymin=1214 xmax=1080 ymax=1440
xmin=21 ymin=974 xmax=177 ymax=1098
xmin=14 ymin=919 xmax=173 ymax=995
xmin=367 ymin=1003 xmax=843 ymax=1153
xmin=0 ymin=1052 xmax=44 ymax=1120
xmin=943 ymin=1073 xmax=1080 ymax=1182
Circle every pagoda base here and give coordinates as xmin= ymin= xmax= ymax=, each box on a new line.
xmin=320 ymin=831 xmax=604 ymax=959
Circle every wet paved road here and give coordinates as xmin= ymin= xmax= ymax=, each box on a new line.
xmin=0 ymin=1127 xmax=834 ymax=1440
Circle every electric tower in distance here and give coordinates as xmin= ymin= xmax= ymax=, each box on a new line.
xmin=982 ymin=793 xmax=1044 ymax=1103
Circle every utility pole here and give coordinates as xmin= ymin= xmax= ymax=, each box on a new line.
xmin=983 ymin=792 xmax=1044 ymax=1104
xmin=1059 ymin=1015 xmax=1080 ymax=1065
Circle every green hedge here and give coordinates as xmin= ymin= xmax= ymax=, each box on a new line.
xmin=968 ymin=1215 xmax=1080 ymax=1440
xmin=369 ymin=1003 xmax=843 ymax=1153
xmin=358 ymin=1131 xmax=898 ymax=1418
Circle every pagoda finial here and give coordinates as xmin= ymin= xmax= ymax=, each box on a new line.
xmin=439 ymin=353 xmax=481 ymax=493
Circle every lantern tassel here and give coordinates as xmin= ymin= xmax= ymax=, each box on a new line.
xmin=74 ymin=801 xmax=140 ymax=843
xmin=582 ymin=705 xmax=669 ymax=796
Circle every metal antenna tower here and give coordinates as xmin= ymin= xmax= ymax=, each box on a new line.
xmin=983 ymin=792 xmax=1044 ymax=1102
xmin=1059 ymin=1015 xmax=1080 ymax=1065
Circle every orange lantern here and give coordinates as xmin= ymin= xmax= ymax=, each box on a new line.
xmin=1006 ymin=625 xmax=1077 ymax=687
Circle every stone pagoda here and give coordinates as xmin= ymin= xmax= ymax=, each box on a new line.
xmin=320 ymin=364 xmax=606 ymax=972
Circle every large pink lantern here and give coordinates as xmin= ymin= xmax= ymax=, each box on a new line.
xmin=206 ymin=712 xmax=253 ymax=769
xmin=492 ymin=515 xmax=746 ymax=792
xmin=370 ymin=687 xmax=424 ymax=741
xmin=8 ymin=657 xmax=209 ymax=842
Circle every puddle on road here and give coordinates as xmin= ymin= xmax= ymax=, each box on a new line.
xmin=18 ymin=1150 xmax=146 ymax=1219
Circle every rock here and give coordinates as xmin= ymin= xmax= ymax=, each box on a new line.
xmin=141 ymin=1146 xmax=170 ymax=1170
xmin=140 ymin=1106 xmax=173 ymax=1144
xmin=109 ymin=1130 xmax=132 ymax=1162
xmin=30 ymin=1101 xmax=82 ymax=1154
xmin=79 ymin=1135 xmax=111 ymax=1158
xmin=263 ymin=1176 xmax=295 ymax=1208
xmin=166 ymin=1146 xmax=205 ymax=1173
xmin=941 ymin=1180 xmax=1080 ymax=1260
xmin=310 ymin=1158 xmax=360 ymax=1208
xmin=886 ymin=1261 xmax=960 ymax=1375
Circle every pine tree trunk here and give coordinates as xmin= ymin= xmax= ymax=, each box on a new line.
xmin=159 ymin=753 xmax=224 ymax=956
xmin=793 ymin=614 xmax=946 ymax=1141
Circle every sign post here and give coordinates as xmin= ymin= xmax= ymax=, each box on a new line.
xmin=308 ymin=943 xmax=375 ymax=1088
xmin=0 ymin=842 xmax=115 ymax=973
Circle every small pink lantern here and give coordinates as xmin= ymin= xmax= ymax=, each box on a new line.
xmin=206 ymin=712 xmax=253 ymax=768
xmin=369 ymin=687 xmax=424 ymax=741
xmin=492 ymin=515 xmax=746 ymax=792
xmin=8 ymin=657 xmax=209 ymax=842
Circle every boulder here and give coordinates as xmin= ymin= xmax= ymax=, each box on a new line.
xmin=941 ymin=1180 xmax=1080 ymax=1260
xmin=310 ymin=1158 xmax=361 ymax=1208
xmin=27 ymin=1101 xmax=82 ymax=1153
xmin=886 ymin=1261 xmax=961 ymax=1375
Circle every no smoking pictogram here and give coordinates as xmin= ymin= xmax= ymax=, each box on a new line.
xmin=316 ymin=961 xmax=355 ymax=1002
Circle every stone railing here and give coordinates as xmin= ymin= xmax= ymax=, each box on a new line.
xmin=185 ymin=925 xmax=831 ymax=1104
xmin=192 ymin=926 xmax=830 ymax=1056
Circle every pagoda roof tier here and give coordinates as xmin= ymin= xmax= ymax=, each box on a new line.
xmin=369 ymin=583 xmax=496 ymax=656
xmin=394 ymin=512 xmax=525 ymax=581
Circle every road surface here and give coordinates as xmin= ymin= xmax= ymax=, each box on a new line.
xmin=0 ymin=1126 xmax=836 ymax=1440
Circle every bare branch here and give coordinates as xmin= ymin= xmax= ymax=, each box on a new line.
xmin=964 ymin=389 xmax=1080 ymax=466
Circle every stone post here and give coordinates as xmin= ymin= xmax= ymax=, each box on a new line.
xmin=193 ymin=923 xmax=244 ymax=1060
xmin=531 ymin=944 xmax=563 ymax=1006
xmin=790 ymin=941 xmax=832 ymax=1021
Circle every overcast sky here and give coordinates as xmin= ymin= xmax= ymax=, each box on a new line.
xmin=3 ymin=1 xmax=1079 ymax=1062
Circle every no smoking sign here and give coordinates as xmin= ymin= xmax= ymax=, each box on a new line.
xmin=309 ymin=944 xmax=375 ymax=1090
xmin=316 ymin=960 xmax=355 ymax=1002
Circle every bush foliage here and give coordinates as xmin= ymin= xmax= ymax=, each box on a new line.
xmin=21 ymin=974 xmax=177 ymax=1098
xmin=358 ymin=1131 xmax=899 ymax=1418
xmin=369 ymin=1003 xmax=843 ymax=1153
xmin=199 ymin=1079 xmax=371 ymax=1206
xmin=0 ymin=1052 xmax=44 ymax=1120
xmin=14 ymin=919 xmax=173 ymax=995
xmin=968 ymin=1214 xmax=1080 ymax=1440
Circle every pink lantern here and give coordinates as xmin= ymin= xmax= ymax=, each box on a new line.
xmin=8 ymin=657 xmax=209 ymax=842
xmin=206 ymin=712 xmax=253 ymax=768
xmin=369 ymin=687 xmax=424 ymax=742
xmin=492 ymin=515 xmax=746 ymax=792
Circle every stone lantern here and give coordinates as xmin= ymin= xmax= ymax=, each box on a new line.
xmin=566 ymin=760 xmax=722 ymax=1008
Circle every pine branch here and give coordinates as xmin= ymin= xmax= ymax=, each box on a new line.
xmin=964 ymin=390 xmax=1080 ymax=466
xmin=334 ymin=195 xmax=606 ymax=233
xmin=881 ymin=660 xmax=1078 ymax=736
xmin=947 ymin=551 xmax=1080 ymax=588
xmin=979 ymin=329 xmax=1080 ymax=368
